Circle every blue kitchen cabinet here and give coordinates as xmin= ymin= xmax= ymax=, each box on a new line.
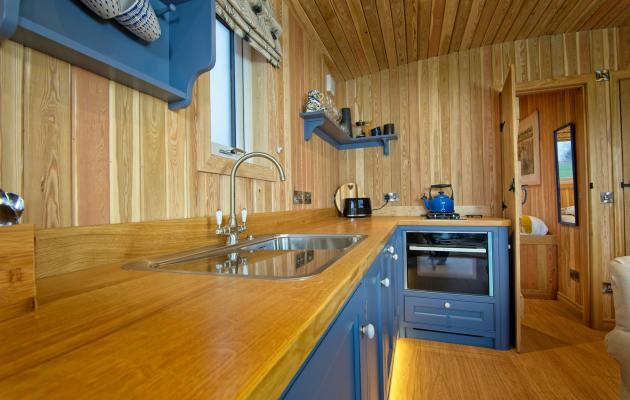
xmin=379 ymin=234 xmax=400 ymax=399
xmin=282 ymin=282 xmax=365 ymax=399
xmin=361 ymin=258 xmax=382 ymax=400
xmin=398 ymin=226 xmax=511 ymax=350
xmin=282 ymin=259 xmax=387 ymax=400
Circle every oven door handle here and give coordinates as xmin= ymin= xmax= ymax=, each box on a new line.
xmin=408 ymin=245 xmax=487 ymax=254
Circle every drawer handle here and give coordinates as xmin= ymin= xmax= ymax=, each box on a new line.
xmin=409 ymin=245 xmax=487 ymax=254
xmin=361 ymin=323 xmax=376 ymax=339
xmin=444 ymin=302 xmax=451 ymax=309
xmin=380 ymin=278 xmax=390 ymax=288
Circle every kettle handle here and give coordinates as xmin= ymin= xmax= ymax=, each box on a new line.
xmin=429 ymin=184 xmax=454 ymax=199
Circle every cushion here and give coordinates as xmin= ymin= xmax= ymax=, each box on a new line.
xmin=610 ymin=257 xmax=630 ymax=331
xmin=520 ymin=215 xmax=549 ymax=236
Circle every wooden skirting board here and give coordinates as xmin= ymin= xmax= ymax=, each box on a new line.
xmin=557 ymin=292 xmax=584 ymax=319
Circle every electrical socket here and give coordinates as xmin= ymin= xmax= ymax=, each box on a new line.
xmin=293 ymin=190 xmax=303 ymax=204
xmin=293 ymin=190 xmax=312 ymax=204
xmin=384 ymin=192 xmax=400 ymax=202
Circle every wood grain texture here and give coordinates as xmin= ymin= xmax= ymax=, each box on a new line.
xmin=295 ymin=0 xmax=630 ymax=78
xmin=139 ymin=93 xmax=166 ymax=221
xmin=22 ymin=49 xmax=72 ymax=229
xmin=0 ymin=224 xmax=35 ymax=322
xmin=342 ymin=28 xmax=626 ymax=216
xmin=109 ymin=82 xmax=141 ymax=223
xmin=390 ymin=299 xmax=619 ymax=400
xmin=0 ymin=216 xmax=509 ymax=399
xmin=71 ymin=67 xmax=109 ymax=226
xmin=501 ymin=65 xmax=523 ymax=351
xmin=0 ymin=40 xmax=23 ymax=195
xmin=518 ymin=88 xmax=588 ymax=309
xmin=3 ymin=0 xmax=343 ymax=228
xmin=586 ymin=76 xmax=616 ymax=330
xmin=34 ymin=208 xmax=335 ymax=279
xmin=521 ymin=235 xmax=558 ymax=300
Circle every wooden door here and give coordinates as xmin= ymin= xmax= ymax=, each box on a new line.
xmin=500 ymin=65 xmax=523 ymax=351
xmin=619 ymin=78 xmax=630 ymax=255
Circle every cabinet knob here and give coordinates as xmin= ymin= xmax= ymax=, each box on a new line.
xmin=385 ymin=245 xmax=395 ymax=254
xmin=380 ymin=278 xmax=390 ymax=288
xmin=444 ymin=302 xmax=451 ymax=309
xmin=392 ymin=254 xmax=399 ymax=261
xmin=361 ymin=323 xmax=376 ymax=339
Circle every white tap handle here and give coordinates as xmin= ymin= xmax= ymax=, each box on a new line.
xmin=216 ymin=209 xmax=223 ymax=226
xmin=241 ymin=208 xmax=247 ymax=223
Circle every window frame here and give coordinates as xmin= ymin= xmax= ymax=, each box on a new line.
xmin=197 ymin=19 xmax=276 ymax=182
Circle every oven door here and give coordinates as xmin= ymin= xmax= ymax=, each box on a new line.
xmin=405 ymin=232 xmax=492 ymax=296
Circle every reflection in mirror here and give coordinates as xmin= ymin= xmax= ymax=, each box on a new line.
xmin=553 ymin=123 xmax=578 ymax=226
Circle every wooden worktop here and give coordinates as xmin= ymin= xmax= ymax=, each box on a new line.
xmin=0 ymin=215 xmax=509 ymax=399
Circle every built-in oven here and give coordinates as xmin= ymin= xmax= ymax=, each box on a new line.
xmin=405 ymin=231 xmax=492 ymax=296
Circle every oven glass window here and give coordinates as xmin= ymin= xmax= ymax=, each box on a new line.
xmin=406 ymin=232 xmax=490 ymax=296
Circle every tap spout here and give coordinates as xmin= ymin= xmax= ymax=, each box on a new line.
xmin=228 ymin=152 xmax=286 ymax=228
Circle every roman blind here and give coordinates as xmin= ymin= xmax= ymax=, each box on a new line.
xmin=215 ymin=0 xmax=283 ymax=67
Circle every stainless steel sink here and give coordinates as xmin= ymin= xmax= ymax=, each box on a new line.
xmin=123 ymin=234 xmax=366 ymax=280
xmin=240 ymin=234 xmax=362 ymax=251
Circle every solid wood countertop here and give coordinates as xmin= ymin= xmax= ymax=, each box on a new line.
xmin=0 ymin=216 xmax=509 ymax=399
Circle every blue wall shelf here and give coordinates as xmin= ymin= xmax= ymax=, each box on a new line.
xmin=300 ymin=111 xmax=398 ymax=155
xmin=0 ymin=0 xmax=215 ymax=110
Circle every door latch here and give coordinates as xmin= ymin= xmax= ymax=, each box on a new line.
xmin=600 ymin=192 xmax=614 ymax=204
xmin=602 ymin=282 xmax=613 ymax=294
xmin=621 ymin=181 xmax=630 ymax=189
xmin=595 ymin=69 xmax=610 ymax=82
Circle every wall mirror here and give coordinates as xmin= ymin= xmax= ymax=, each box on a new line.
xmin=553 ymin=123 xmax=578 ymax=226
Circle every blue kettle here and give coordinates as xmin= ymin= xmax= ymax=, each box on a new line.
xmin=421 ymin=184 xmax=455 ymax=213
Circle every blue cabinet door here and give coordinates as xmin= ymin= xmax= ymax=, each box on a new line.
xmin=282 ymin=284 xmax=365 ymax=400
xmin=361 ymin=261 xmax=382 ymax=400
xmin=380 ymin=245 xmax=396 ymax=398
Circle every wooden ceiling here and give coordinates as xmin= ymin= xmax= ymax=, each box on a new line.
xmin=293 ymin=0 xmax=630 ymax=80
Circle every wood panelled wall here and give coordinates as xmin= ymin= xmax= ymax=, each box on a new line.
xmin=519 ymin=89 xmax=588 ymax=310
xmin=341 ymin=27 xmax=630 ymax=215
xmin=0 ymin=1 xmax=343 ymax=229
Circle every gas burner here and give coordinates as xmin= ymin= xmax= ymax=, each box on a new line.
xmin=425 ymin=212 xmax=461 ymax=220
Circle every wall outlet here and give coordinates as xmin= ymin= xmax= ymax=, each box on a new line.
xmin=384 ymin=192 xmax=400 ymax=202
xmin=293 ymin=191 xmax=312 ymax=204
xmin=293 ymin=191 xmax=303 ymax=204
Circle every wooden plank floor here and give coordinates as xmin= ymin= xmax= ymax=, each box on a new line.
xmin=390 ymin=299 xmax=620 ymax=399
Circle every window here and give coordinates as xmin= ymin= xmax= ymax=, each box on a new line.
xmin=210 ymin=18 xmax=253 ymax=158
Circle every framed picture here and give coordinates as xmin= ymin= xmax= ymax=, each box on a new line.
xmin=517 ymin=111 xmax=541 ymax=186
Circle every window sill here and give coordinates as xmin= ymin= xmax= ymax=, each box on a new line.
xmin=198 ymin=154 xmax=278 ymax=181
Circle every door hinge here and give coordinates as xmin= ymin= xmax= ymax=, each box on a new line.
xmin=589 ymin=182 xmax=594 ymax=190
xmin=500 ymin=121 xmax=505 ymax=132
xmin=595 ymin=69 xmax=610 ymax=82
xmin=502 ymin=202 xmax=507 ymax=210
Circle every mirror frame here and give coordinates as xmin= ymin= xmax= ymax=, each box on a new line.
xmin=553 ymin=123 xmax=578 ymax=226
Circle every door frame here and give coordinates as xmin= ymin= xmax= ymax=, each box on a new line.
xmin=611 ymin=70 xmax=630 ymax=262
xmin=514 ymin=75 xmax=593 ymax=328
